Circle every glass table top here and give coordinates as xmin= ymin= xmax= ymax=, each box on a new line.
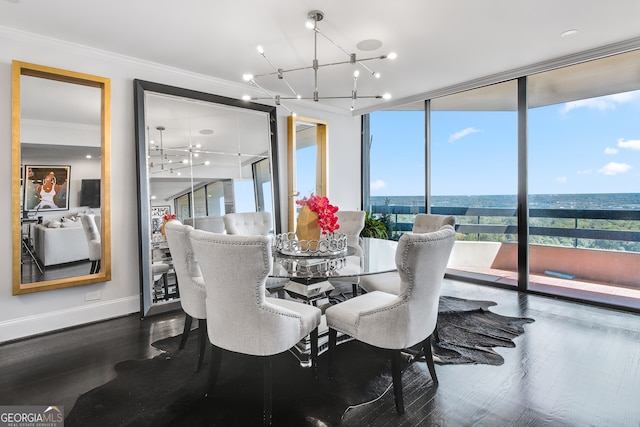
xmin=271 ymin=237 xmax=398 ymax=280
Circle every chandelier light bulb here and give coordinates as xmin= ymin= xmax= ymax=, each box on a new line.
xmin=382 ymin=93 xmax=392 ymax=100
xmin=353 ymin=70 xmax=360 ymax=78
xmin=374 ymin=72 xmax=381 ymax=78
xmin=242 ymin=95 xmax=251 ymax=101
xmin=257 ymin=45 xmax=265 ymax=54
xmin=305 ymin=21 xmax=314 ymax=30
xmin=242 ymin=74 xmax=253 ymax=82
xmin=204 ymin=161 xmax=210 ymax=165
xmin=387 ymin=52 xmax=397 ymax=60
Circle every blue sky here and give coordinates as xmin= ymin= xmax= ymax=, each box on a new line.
xmin=370 ymin=89 xmax=640 ymax=196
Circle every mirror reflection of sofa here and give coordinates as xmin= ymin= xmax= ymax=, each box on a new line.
xmin=33 ymin=215 xmax=101 ymax=267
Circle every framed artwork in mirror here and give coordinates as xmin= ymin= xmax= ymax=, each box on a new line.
xmin=23 ymin=165 xmax=71 ymax=212
xmin=151 ymin=206 xmax=170 ymax=234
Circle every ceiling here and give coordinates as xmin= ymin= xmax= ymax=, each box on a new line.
xmin=2 ymin=0 xmax=640 ymax=115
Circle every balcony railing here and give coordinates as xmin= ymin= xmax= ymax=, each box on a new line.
xmin=370 ymin=205 xmax=640 ymax=248
xmin=369 ymin=204 xmax=640 ymax=309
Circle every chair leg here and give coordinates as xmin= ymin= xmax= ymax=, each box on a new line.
xmin=422 ymin=335 xmax=439 ymax=384
xmin=162 ymin=273 xmax=169 ymax=296
xmin=433 ymin=323 xmax=441 ymax=343
xmin=179 ymin=314 xmax=193 ymax=350
xmin=328 ymin=328 xmax=337 ymax=379
xmin=391 ymin=349 xmax=405 ymax=416
xmin=207 ymin=344 xmax=222 ymax=397
xmin=90 ymin=260 xmax=99 ymax=274
xmin=195 ymin=319 xmax=208 ymax=372
xmin=351 ymin=283 xmax=358 ymax=297
xmin=263 ymin=357 xmax=273 ymax=426
xmin=310 ymin=327 xmax=319 ymax=379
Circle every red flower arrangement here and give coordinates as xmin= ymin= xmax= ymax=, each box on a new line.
xmin=296 ymin=193 xmax=340 ymax=234
xmin=162 ymin=213 xmax=177 ymax=222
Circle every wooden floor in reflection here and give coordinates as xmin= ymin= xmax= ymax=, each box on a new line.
xmin=20 ymin=256 xmax=92 ymax=283
xmin=2 ymin=279 xmax=640 ymax=426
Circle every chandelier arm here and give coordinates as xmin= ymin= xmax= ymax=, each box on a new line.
xmin=255 ymin=55 xmax=383 ymax=78
xmin=258 ymin=50 xmax=299 ymax=97
xmin=250 ymin=79 xmax=295 ymax=114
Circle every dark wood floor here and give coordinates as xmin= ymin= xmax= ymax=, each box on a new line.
xmin=1 ymin=279 xmax=639 ymax=426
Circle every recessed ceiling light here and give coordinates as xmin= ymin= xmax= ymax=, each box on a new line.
xmin=86 ymin=154 xmax=92 ymax=159
xmin=199 ymin=129 xmax=214 ymax=135
xmin=561 ymin=29 xmax=578 ymax=37
xmin=356 ymin=39 xmax=383 ymax=51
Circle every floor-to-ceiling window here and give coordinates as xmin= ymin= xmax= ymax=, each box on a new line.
xmin=430 ymin=81 xmax=519 ymax=287
xmin=365 ymin=48 xmax=640 ymax=310
xmin=367 ymin=110 xmax=424 ymax=239
xmin=527 ymin=50 xmax=640 ymax=307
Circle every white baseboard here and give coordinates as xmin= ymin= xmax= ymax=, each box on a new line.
xmin=0 ymin=296 xmax=139 ymax=343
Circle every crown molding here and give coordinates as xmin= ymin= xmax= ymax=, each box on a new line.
xmin=0 ymin=25 xmax=252 ymax=95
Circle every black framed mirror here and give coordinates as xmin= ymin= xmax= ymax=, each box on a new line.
xmin=134 ymin=80 xmax=280 ymax=317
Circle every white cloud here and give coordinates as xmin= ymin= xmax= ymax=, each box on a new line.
xmin=556 ymin=176 xmax=568 ymax=183
xmin=448 ymin=127 xmax=480 ymax=143
xmin=577 ymin=169 xmax=592 ymax=175
xmin=604 ymin=147 xmax=619 ymax=155
xmin=560 ymin=91 xmax=640 ymax=114
xmin=597 ymin=162 xmax=632 ymax=176
xmin=618 ymin=138 xmax=640 ymax=151
xmin=370 ymin=179 xmax=387 ymax=190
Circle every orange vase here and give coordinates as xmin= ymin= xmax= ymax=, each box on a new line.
xmin=160 ymin=219 xmax=174 ymax=240
xmin=296 ymin=205 xmax=321 ymax=244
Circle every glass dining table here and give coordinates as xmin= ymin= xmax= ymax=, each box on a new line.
xmin=271 ymin=237 xmax=399 ymax=305
xmin=270 ymin=237 xmax=399 ymax=365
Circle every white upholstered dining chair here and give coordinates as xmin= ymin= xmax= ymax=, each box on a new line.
xmin=164 ymin=221 xmax=208 ymax=372
xmin=328 ymin=210 xmax=366 ymax=296
xmin=223 ymin=211 xmax=287 ymax=294
xmin=325 ymin=226 xmax=456 ymax=416
xmin=223 ymin=212 xmax=272 ymax=235
xmin=189 ymin=230 xmax=322 ymax=426
xmin=80 ymin=213 xmax=101 ymax=274
xmin=184 ymin=216 xmax=225 ymax=233
xmin=359 ymin=214 xmax=455 ymax=295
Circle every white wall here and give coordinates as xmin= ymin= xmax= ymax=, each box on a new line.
xmin=0 ymin=28 xmax=360 ymax=342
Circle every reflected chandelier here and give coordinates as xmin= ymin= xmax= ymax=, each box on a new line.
xmin=148 ymin=126 xmax=211 ymax=176
xmin=242 ymin=10 xmax=396 ymax=113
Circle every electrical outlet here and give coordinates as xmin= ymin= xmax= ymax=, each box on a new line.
xmin=85 ymin=290 xmax=101 ymax=301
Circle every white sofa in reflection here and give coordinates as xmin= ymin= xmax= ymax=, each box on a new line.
xmin=33 ymin=218 xmax=97 ymax=266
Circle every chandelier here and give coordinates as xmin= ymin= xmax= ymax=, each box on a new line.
xmin=242 ymin=10 xmax=396 ymax=113
xmin=148 ymin=126 xmax=211 ymax=176
xmin=148 ymin=126 xmax=266 ymax=177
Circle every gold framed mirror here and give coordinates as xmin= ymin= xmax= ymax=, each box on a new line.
xmin=12 ymin=61 xmax=111 ymax=294
xmin=287 ymin=115 xmax=328 ymax=231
